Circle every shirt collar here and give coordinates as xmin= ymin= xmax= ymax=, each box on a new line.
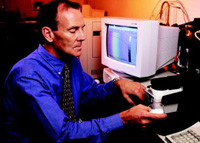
xmin=37 ymin=44 xmax=65 ymax=75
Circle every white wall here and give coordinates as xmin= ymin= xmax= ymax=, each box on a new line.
xmin=87 ymin=0 xmax=200 ymax=25
xmin=180 ymin=0 xmax=200 ymax=23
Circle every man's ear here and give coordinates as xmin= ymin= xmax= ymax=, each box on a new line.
xmin=42 ymin=26 xmax=54 ymax=43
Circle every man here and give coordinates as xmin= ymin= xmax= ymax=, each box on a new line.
xmin=1 ymin=0 xmax=167 ymax=142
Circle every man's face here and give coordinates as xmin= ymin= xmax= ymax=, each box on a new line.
xmin=52 ymin=5 xmax=86 ymax=57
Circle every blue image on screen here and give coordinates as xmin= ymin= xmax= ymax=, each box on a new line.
xmin=107 ymin=24 xmax=137 ymax=66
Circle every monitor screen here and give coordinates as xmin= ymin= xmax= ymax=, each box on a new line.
xmin=101 ymin=17 xmax=179 ymax=79
xmin=107 ymin=24 xmax=137 ymax=66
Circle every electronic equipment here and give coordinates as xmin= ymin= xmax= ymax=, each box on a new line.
xmin=101 ymin=17 xmax=179 ymax=79
xmin=145 ymin=75 xmax=183 ymax=113
xmin=177 ymin=18 xmax=200 ymax=75
xmin=79 ymin=18 xmax=105 ymax=78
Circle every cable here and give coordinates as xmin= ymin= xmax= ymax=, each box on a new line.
xmin=169 ymin=2 xmax=177 ymax=24
xmin=170 ymin=5 xmax=187 ymax=24
xmin=150 ymin=0 xmax=162 ymax=19
xmin=170 ymin=0 xmax=190 ymax=23
xmin=194 ymin=30 xmax=200 ymax=41
xmin=160 ymin=1 xmax=170 ymax=26
xmin=150 ymin=0 xmax=190 ymax=25
xmin=174 ymin=0 xmax=190 ymax=22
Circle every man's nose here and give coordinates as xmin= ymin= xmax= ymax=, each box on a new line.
xmin=78 ymin=29 xmax=86 ymax=41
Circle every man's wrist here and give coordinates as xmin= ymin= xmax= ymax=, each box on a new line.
xmin=112 ymin=77 xmax=120 ymax=83
xmin=112 ymin=77 xmax=121 ymax=87
xmin=119 ymin=110 xmax=129 ymax=125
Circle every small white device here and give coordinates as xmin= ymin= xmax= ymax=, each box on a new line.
xmin=146 ymin=78 xmax=183 ymax=114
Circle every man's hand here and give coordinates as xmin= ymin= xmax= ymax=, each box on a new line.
xmin=114 ymin=79 xmax=146 ymax=105
xmin=119 ymin=104 xmax=167 ymax=127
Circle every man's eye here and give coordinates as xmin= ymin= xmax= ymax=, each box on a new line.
xmin=69 ymin=29 xmax=76 ymax=33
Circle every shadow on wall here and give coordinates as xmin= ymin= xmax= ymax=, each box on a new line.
xmin=0 ymin=21 xmax=39 ymax=96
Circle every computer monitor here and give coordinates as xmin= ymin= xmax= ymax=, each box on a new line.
xmin=101 ymin=17 xmax=179 ymax=78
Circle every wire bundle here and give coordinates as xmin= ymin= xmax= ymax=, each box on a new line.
xmin=150 ymin=0 xmax=190 ymax=26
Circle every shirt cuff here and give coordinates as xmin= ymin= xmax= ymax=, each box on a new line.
xmin=106 ymin=80 xmax=119 ymax=91
xmin=104 ymin=113 xmax=124 ymax=132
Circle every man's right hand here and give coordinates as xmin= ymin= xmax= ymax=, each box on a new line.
xmin=119 ymin=104 xmax=167 ymax=127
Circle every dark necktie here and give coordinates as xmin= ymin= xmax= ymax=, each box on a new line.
xmin=61 ymin=63 xmax=76 ymax=122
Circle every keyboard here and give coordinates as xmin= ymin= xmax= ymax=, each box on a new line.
xmin=166 ymin=129 xmax=200 ymax=143
xmin=165 ymin=122 xmax=200 ymax=143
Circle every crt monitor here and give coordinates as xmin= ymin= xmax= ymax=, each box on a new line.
xmin=101 ymin=17 xmax=179 ymax=78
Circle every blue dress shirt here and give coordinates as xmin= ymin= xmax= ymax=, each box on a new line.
xmin=2 ymin=44 xmax=124 ymax=142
